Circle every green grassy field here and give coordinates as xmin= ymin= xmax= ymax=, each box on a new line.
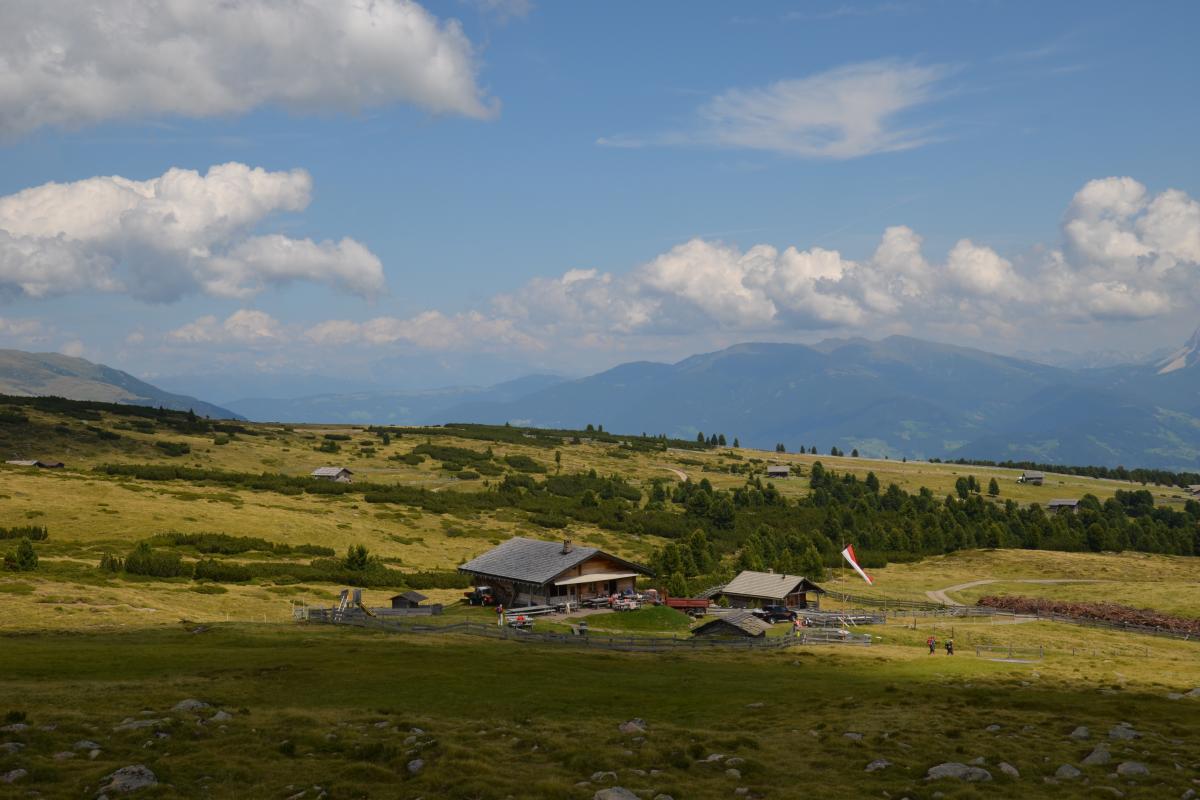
xmin=1 ymin=400 xmax=1198 ymax=798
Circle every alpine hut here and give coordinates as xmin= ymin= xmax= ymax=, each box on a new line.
xmin=719 ymin=570 xmax=824 ymax=610
xmin=457 ymin=537 xmax=653 ymax=607
xmin=691 ymin=610 xmax=769 ymax=639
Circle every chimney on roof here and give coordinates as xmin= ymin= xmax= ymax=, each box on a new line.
xmin=562 ymin=539 xmax=573 ymax=554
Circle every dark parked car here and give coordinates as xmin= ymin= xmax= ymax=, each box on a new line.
xmin=751 ymin=605 xmax=797 ymax=623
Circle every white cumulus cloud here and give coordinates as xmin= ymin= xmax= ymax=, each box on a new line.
xmin=303 ymin=311 xmax=543 ymax=351
xmin=168 ymin=310 xmax=284 ymax=344
xmin=0 ymin=0 xmax=496 ymax=137
xmin=0 ymin=163 xmax=386 ymax=302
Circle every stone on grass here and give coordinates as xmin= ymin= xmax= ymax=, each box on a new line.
xmin=591 ymin=771 xmax=618 ymax=783
xmin=1180 ymin=788 xmax=1196 ymax=800
xmin=171 ymin=699 xmax=210 ymax=713
xmin=1186 ymin=688 xmax=1200 ymax=698
xmin=1082 ymin=746 xmax=1112 ymax=766
xmin=210 ymin=710 xmax=232 ymax=723
xmin=53 ymin=750 xmax=76 ymax=760
xmin=75 ymin=740 xmax=101 ymax=751
xmin=985 ymin=724 xmax=1002 ymax=732
xmin=1 ymin=769 xmax=27 ymax=784
xmin=0 ymin=743 xmax=24 ymax=755
xmin=725 ymin=757 xmax=745 ymax=767
xmin=100 ymin=765 xmax=158 ymax=794
xmin=925 ymin=762 xmax=992 ymax=782
xmin=0 ymin=724 xmax=28 ymax=733
xmin=113 ymin=718 xmax=168 ymax=732
xmin=653 ymin=795 xmax=674 ymax=800
xmin=843 ymin=732 xmax=863 ymax=741
xmin=704 ymin=754 xmax=725 ymax=762
xmin=1109 ymin=724 xmax=1139 ymax=741
xmin=1055 ymin=764 xmax=1082 ymax=780
xmin=1069 ymin=726 xmax=1090 ymax=740
xmin=1116 ymin=761 xmax=1148 ymax=777
xmin=998 ymin=762 xmax=1020 ymax=779
xmin=725 ymin=768 xmax=741 ymax=779
xmin=865 ymin=759 xmax=891 ymax=772
xmin=593 ymin=789 xmax=639 ymax=800
xmin=618 ymin=718 xmax=647 ymax=735
xmin=406 ymin=758 xmax=424 ymax=775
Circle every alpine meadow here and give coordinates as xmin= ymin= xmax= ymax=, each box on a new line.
xmin=1 ymin=2 xmax=1199 ymax=800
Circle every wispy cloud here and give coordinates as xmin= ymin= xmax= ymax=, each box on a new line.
xmin=782 ymin=2 xmax=915 ymax=22
xmin=599 ymin=60 xmax=953 ymax=159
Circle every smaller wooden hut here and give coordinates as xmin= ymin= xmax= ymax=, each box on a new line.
xmin=691 ymin=610 xmax=769 ymax=639
xmin=390 ymin=591 xmax=427 ymax=609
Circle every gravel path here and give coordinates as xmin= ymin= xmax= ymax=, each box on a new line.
xmin=925 ymin=578 xmax=1109 ymax=606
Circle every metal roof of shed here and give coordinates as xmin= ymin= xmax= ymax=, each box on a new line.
xmin=721 ymin=570 xmax=824 ymax=601
xmin=692 ymin=610 xmax=769 ymax=637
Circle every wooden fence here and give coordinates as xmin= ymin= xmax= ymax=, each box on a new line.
xmin=301 ymin=616 xmax=872 ymax=652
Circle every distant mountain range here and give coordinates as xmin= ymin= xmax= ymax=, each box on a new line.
xmin=4 ymin=329 xmax=1198 ymax=469
xmin=436 ymin=331 xmax=1200 ymax=470
xmin=0 ymin=349 xmax=239 ymax=420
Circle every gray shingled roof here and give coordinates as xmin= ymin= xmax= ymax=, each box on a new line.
xmin=721 ymin=570 xmax=824 ymax=601
xmin=458 ymin=537 xmax=650 ymax=585
xmin=312 ymin=466 xmax=352 ymax=477
xmin=693 ymin=610 xmax=769 ymax=637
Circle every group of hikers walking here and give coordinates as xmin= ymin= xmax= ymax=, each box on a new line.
xmin=927 ymin=635 xmax=954 ymax=655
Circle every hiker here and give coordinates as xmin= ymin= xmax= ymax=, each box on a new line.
xmin=927 ymin=635 xmax=937 ymax=655
xmin=945 ymin=638 xmax=954 ymax=656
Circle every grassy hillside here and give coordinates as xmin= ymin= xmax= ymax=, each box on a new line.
xmin=0 ymin=396 xmax=1197 ymax=798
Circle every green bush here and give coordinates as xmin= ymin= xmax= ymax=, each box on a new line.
xmin=324 ymin=433 xmax=352 ymax=441
xmin=0 ymin=525 xmax=48 ymax=541
xmin=98 ymin=553 xmax=124 ymax=573
xmin=390 ymin=453 xmax=425 ymax=465
xmin=503 ymin=454 xmax=547 ymax=473
xmin=124 ymin=542 xmax=188 ymax=578
xmin=3 ymin=539 xmax=38 ymax=572
xmin=456 ymin=470 xmax=481 ymax=480
xmin=155 ymin=441 xmax=192 ymax=457
xmin=192 ymin=558 xmax=252 ymax=582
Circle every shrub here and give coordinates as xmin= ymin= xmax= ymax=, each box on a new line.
xmin=155 ymin=441 xmax=192 ymax=457
xmin=3 ymin=539 xmax=38 ymax=571
xmin=0 ymin=525 xmax=48 ymax=541
xmin=530 ymin=513 xmax=568 ymax=529
xmin=124 ymin=542 xmax=188 ymax=578
xmin=0 ymin=411 xmax=29 ymax=425
xmin=316 ymin=440 xmax=341 ymax=453
xmin=390 ymin=453 xmax=425 ymax=465
xmin=191 ymin=583 xmax=228 ymax=594
xmin=98 ymin=553 xmax=124 ymax=573
xmin=456 ymin=470 xmax=481 ymax=480
xmin=97 ymin=429 xmax=121 ymax=441
xmin=324 ymin=433 xmax=352 ymax=441
xmin=503 ymin=454 xmax=546 ymax=473
xmin=192 ymin=558 xmax=252 ymax=582
xmin=213 ymin=435 xmax=231 ymax=445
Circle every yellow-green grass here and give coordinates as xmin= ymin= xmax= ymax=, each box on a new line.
xmin=821 ymin=549 xmax=1200 ymax=616
xmin=0 ymin=622 xmax=1197 ymax=799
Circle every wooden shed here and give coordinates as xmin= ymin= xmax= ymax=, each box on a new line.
xmin=691 ymin=610 xmax=769 ymax=639
xmin=311 ymin=466 xmax=353 ymax=483
xmin=766 ymin=465 xmax=790 ymax=479
xmin=390 ymin=591 xmax=427 ymax=609
xmin=719 ymin=570 xmax=824 ymax=609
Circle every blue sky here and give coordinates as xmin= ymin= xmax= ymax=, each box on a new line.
xmin=0 ymin=0 xmax=1198 ymax=398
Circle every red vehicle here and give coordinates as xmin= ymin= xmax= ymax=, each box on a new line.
xmin=464 ymin=586 xmax=498 ymax=606
xmin=660 ymin=592 xmax=710 ymax=617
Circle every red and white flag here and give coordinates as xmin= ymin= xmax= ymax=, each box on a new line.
xmin=841 ymin=545 xmax=874 ymax=585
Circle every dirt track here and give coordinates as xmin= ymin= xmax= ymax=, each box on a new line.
xmin=925 ymin=578 xmax=1108 ymax=606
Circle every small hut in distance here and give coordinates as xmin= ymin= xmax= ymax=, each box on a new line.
xmin=390 ymin=591 xmax=427 ymax=609
xmin=691 ymin=610 xmax=769 ymax=639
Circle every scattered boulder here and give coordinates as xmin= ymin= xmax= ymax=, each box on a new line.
xmin=653 ymin=795 xmax=674 ymax=800
xmin=99 ymin=765 xmax=158 ymax=794
xmin=591 ymin=771 xmax=618 ymax=783
xmin=725 ymin=757 xmax=745 ymax=767
xmin=618 ymin=719 xmax=647 ymax=735
xmin=0 ymin=743 xmax=24 ymax=755
xmin=745 ymin=702 xmax=764 ymax=709
xmin=1083 ymin=746 xmax=1112 ymax=766
xmin=926 ymin=762 xmax=992 ymax=782
xmin=968 ymin=757 xmax=987 ymax=766
xmin=113 ymin=718 xmax=168 ymax=732
xmin=1186 ymin=688 xmax=1200 ymax=698
xmin=75 ymin=740 xmax=102 ymax=751
xmin=593 ymin=789 xmax=638 ymax=800
xmin=1116 ymin=761 xmax=1149 ymax=777
xmin=1167 ymin=693 xmax=1184 ymax=701
xmin=843 ymin=732 xmax=863 ymax=741
xmin=1 ymin=769 xmax=27 ymax=784
xmin=53 ymin=750 xmax=76 ymax=760
xmin=865 ymin=759 xmax=891 ymax=772
xmin=171 ymin=699 xmax=210 ymax=713
xmin=210 ymin=710 xmax=233 ymax=723
xmin=725 ymin=768 xmax=742 ymax=779
xmin=985 ymin=724 xmax=1002 ymax=732
xmin=1109 ymin=724 xmax=1139 ymax=741
xmin=704 ymin=754 xmax=725 ymax=763
xmin=0 ymin=724 xmax=29 ymax=733
xmin=1181 ymin=788 xmax=1196 ymax=800
xmin=406 ymin=759 xmax=424 ymax=775
xmin=998 ymin=762 xmax=1020 ymax=779
xmin=1055 ymin=764 xmax=1082 ymax=780
xmin=1069 ymin=726 xmax=1090 ymax=740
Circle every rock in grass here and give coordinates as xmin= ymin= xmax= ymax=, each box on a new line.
xmin=653 ymin=795 xmax=674 ymax=800
xmin=1055 ymin=764 xmax=1082 ymax=780
xmin=1186 ymin=688 xmax=1200 ymax=698
xmin=998 ymin=762 xmax=1020 ymax=778
xmin=865 ymin=759 xmax=891 ymax=772
xmin=171 ymin=699 xmax=210 ymax=713
xmin=618 ymin=718 xmax=647 ymax=735
xmin=1180 ymin=788 xmax=1196 ymax=800
xmin=0 ymin=724 xmax=28 ymax=733
xmin=210 ymin=710 xmax=233 ymax=723
xmin=1116 ymin=761 xmax=1149 ymax=777
xmin=926 ymin=762 xmax=992 ymax=782
xmin=113 ymin=718 xmax=168 ymax=732
xmin=1069 ymin=726 xmax=1090 ymax=740
xmin=53 ymin=750 xmax=76 ymax=760
xmin=590 ymin=771 xmax=618 ymax=783
xmin=1109 ymin=724 xmax=1139 ymax=741
xmin=593 ymin=789 xmax=639 ymax=800
xmin=100 ymin=765 xmax=158 ymax=794
xmin=843 ymin=732 xmax=863 ymax=741
xmin=725 ymin=757 xmax=745 ymax=767
xmin=1 ymin=769 xmax=27 ymax=784
xmin=406 ymin=759 xmax=424 ymax=775
xmin=985 ymin=724 xmax=1002 ymax=732
xmin=725 ymin=768 xmax=742 ymax=779
xmin=75 ymin=740 xmax=102 ymax=751
xmin=0 ymin=743 xmax=23 ymax=755
xmin=1082 ymin=746 xmax=1112 ymax=766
